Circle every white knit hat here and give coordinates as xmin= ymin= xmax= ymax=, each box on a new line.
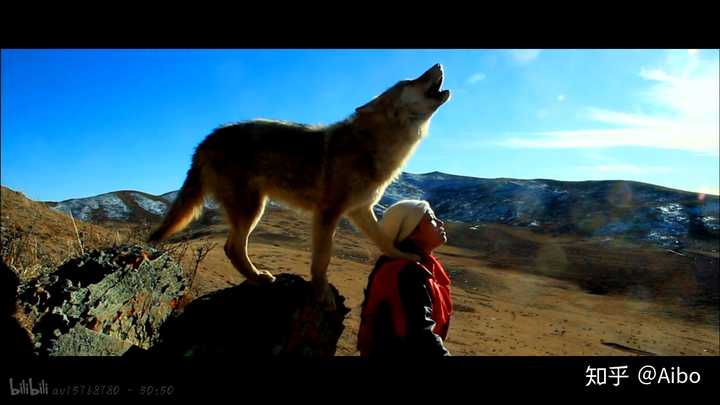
xmin=379 ymin=200 xmax=432 ymax=244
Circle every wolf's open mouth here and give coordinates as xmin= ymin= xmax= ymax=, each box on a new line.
xmin=426 ymin=79 xmax=442 ymax=96
xmin=415 ymin=64 xmax=450 ymax=103
xmin=425 ymin=73 xmax=448 ymax=99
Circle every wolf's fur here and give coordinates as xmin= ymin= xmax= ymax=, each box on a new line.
xmin=149 ymin=64 xmax=451 ymax=308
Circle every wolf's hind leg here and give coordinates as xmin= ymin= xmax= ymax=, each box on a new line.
xmin=347 ymin=206 xmax=421 ymax=262
xmin=222 ymin=190 xmax=275 ymax=284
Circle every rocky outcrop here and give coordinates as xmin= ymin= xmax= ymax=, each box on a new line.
xmin=140 ymin=274 xmax=351 ymax=357
xmin=17 ymin=245 xmax=188 ymax=356
xmin=14 ymin=245 xmax=350 ymax=357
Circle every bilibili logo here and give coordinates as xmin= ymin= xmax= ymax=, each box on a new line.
xmin=9 ymin=378 xmax=49 ymax=396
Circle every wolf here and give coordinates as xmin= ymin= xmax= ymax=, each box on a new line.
xmin=148 ymin=64 xmax=451 ymax=309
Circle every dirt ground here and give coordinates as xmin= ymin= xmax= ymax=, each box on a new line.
xmin=175 ymin=207 xmax=719 ymax=356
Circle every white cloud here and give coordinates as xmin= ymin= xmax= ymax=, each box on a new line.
xmin=639 ymin=68 xmax=673 ymax=82
xmin=509 ymin=49 xmax=541 ymax=63
xmin=467 ymin=72 xmax=486 ymax=84
xmin=501 ymin=124 xmax=717 ymax=155
xmin=585 ymin=107 xmax=672 ymax=127
xmin=499 ymin=51 xmax=720 ymax=157
xmin=688 ymin=49 xmax=698 ymax=56
xmin=641 ymin=65 xmax=718 ymax=119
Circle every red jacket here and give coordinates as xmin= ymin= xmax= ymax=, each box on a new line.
xmin=357 ymin=254 xmax=452 ymax=356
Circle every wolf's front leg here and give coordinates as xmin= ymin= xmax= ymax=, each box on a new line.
xmin=311 ymin=209 xmax=342 ymax=311
xmin=347 ymin=206 xmax=422 ymax=262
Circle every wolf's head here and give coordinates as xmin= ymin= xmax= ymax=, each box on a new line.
xmin=355 ymin=64 xmax=451 ymax=125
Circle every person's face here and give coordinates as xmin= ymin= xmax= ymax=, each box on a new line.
xmin=407 ymin=210 xmax=447 ymax=253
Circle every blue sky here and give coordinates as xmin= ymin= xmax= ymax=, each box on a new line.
xmin=2 ymin=49 xmax=718 ymax=202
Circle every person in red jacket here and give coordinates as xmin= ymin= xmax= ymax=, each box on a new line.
xmin=357 ymin=200 xmax=453 ymax=356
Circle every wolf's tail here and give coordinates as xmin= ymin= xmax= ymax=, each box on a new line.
xmin=148 ymin=162 xmax=205 ymax=243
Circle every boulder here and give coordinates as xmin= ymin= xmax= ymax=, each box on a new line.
xmin=17 ymin=245 xmax=188 ymax=356
xmin=145 ymin=273 xmax=351 ymax=357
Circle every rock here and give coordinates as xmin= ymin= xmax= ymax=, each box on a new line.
xmin=17 ymin=244 xmax=188 ymax=356
xmin=47 ymin=324 xmax=134 ymax=356
xmin=14 ymin=245 xmax=350 ymax=357
xmin=144 ymin=273 xmax=350 ymax=357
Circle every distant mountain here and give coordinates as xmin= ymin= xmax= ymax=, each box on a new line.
xmin=380 ymin=172 xmax=719 ymax=249
xmin=46 ymin=190 xmax=196 ymax=225
xmin=42 ymin=172 xmax=719 ymax=249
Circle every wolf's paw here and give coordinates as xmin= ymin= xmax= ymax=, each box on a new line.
xmin=246 ymin=270 xmax=276 ymax=285
xmin=257 ymin=270 xmax=277 ymax=283
xmin=313 ymin=282 xmax=336 ymax=312
xmin=319 ymin=292 xmax=337 ymax=312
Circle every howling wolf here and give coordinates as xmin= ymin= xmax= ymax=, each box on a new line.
xmin=149 ymin=64 xmax=451 ymax=309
